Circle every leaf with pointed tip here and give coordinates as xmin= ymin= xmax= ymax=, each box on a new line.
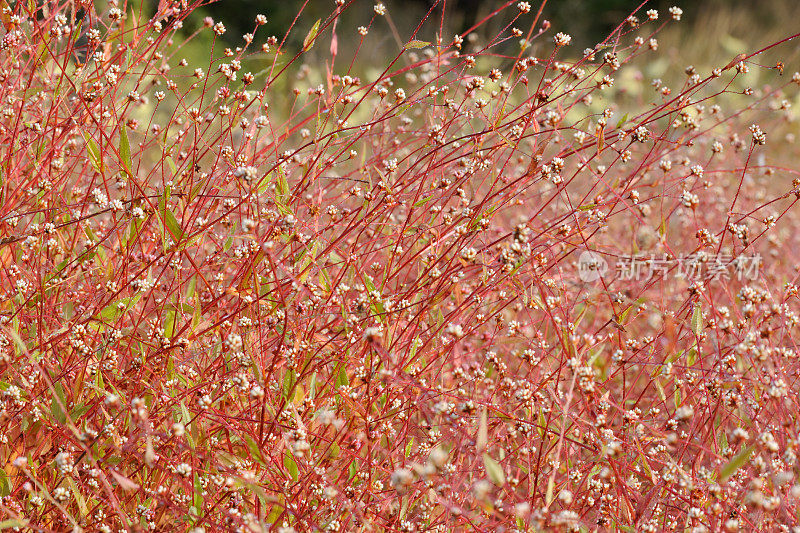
xmin=720 ymin=445 xmax=753 ymax=481
xmin=405 ymin=39 xmax=430 ymax=49
xmin=303 ymin=19 xmax=321 ymax=52
xmin=119 ymin=126 xmax=132 ymax=175
xmin=691 ymin=304 xmax=702 ymax=337
xmin=476 ymin=407 xmax=488 ymax=451
xmin=84 ymin=134 xmax=102 ymax=172
xmin=483 ymin=453 xmax=505 ymax=485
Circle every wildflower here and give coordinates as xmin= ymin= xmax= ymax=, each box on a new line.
xmin=213 ymin=22 xmax=226 ymax=35
xmin=632 ymin=125 xmax=650 ymax=142
xmin=357 ymin=26 xmax=368 ymax=36
xmin=175 ymin=463 xmax=192 ymax=477
xmin=681 ymin=190 xmax=699 ymax=209
xmin=599 ymin=74 xmax=614 ymax=89
xmin=749 ymin=124 xmax=766 ymax=145
xmin=517 ymin=2 xmax=531 ymax=13
xmin=646 ymin=9 xmax=658 ymax=20
xmin=446 ymin=323 xmax=464 ymax=337
xmin=255 ymin=14 xmax=267 ymax=25
xmin=554 ymin=32 xmax=572 ymax=46
xmin=373 ymin=3 xmax=386 ymax=15
xmin=669 ymin=6 xmax=683 ymax=20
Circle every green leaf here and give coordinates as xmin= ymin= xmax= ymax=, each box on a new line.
xmin=720 ymin=445 xmax=753 ymax=482
xmin=0 ymin=519 xmax=29 ymax=530
xmin=282 ymin=369 xmax=296 ymax=401
xmin=545 ymin=476 xmax=555 ymax=505
xmin=654 ymin=379 xmax=666 ymax=401
xmin=483 ymin=453 xmax=505 ymax=485
xmin=275 ymin=167 xmax=290 ymax=207
xmin=163 ymin=304 xmax=178 ymax=339
xmin=413 ymin=195 xmax=433 ymax=207
xmin=186 ymin=275 xmax=197 ymax=299
xmin=687 ymin=347 xmax=697 ymax=366
xmin=84 ymin=134 xmax=102 ymax=172
xmin=165 ymin=155 xmax=177 ymax=176
xmin=404 ymin=438 xmax=414 ymax=457
xmin=121 ymin=218 xmax=144 ymax=248
xmin=98 ymin=294 xmax=141 ymax=321
xmin=691 ymin=304 xmax=702 ymax=337
xmin=0 ymin=469 xmax=10 ymax=497
xmin=256 ymin=171 xmax=273 ymax=194
xmin=405 ymin=39 xmax=430 ymax=49
xmin=119 ymin=126 xmax=132 ymax=174
xmin=163 ymin=209 xmax=183 ymax=242
xmin=50 ymin=383 xmax=67 ymax=424
xmin=179 ymin=401 xmax=192 ymax=425
xmin=193 ymin=472 xmax=204 ymax=514
xmin=283 ymin=451 xmax=299 ymax=481
xmin=336 ymin=365 xmax=348 ymax=388
xmin=303 ymin=19 xmax=321 ymax=52
xmin=67 ymin=470 xmax=89 ymax=516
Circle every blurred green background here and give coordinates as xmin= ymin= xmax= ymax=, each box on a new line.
xmin=185 ymin=0 xmax=799 ymax=52
xmin=150 ymin=0 xmax=799 ymax=86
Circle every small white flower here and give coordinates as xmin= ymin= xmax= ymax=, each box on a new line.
xmin=554 ymin=32 xmax=572 ymax=46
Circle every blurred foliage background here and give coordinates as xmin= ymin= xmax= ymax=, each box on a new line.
xmin=131 ymin=0 xmax=800 ymax=133
xmin=149 ymin=0 xmax=800 ymax=84
xmin=184 ymin=0 xmax=800 ymax=52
